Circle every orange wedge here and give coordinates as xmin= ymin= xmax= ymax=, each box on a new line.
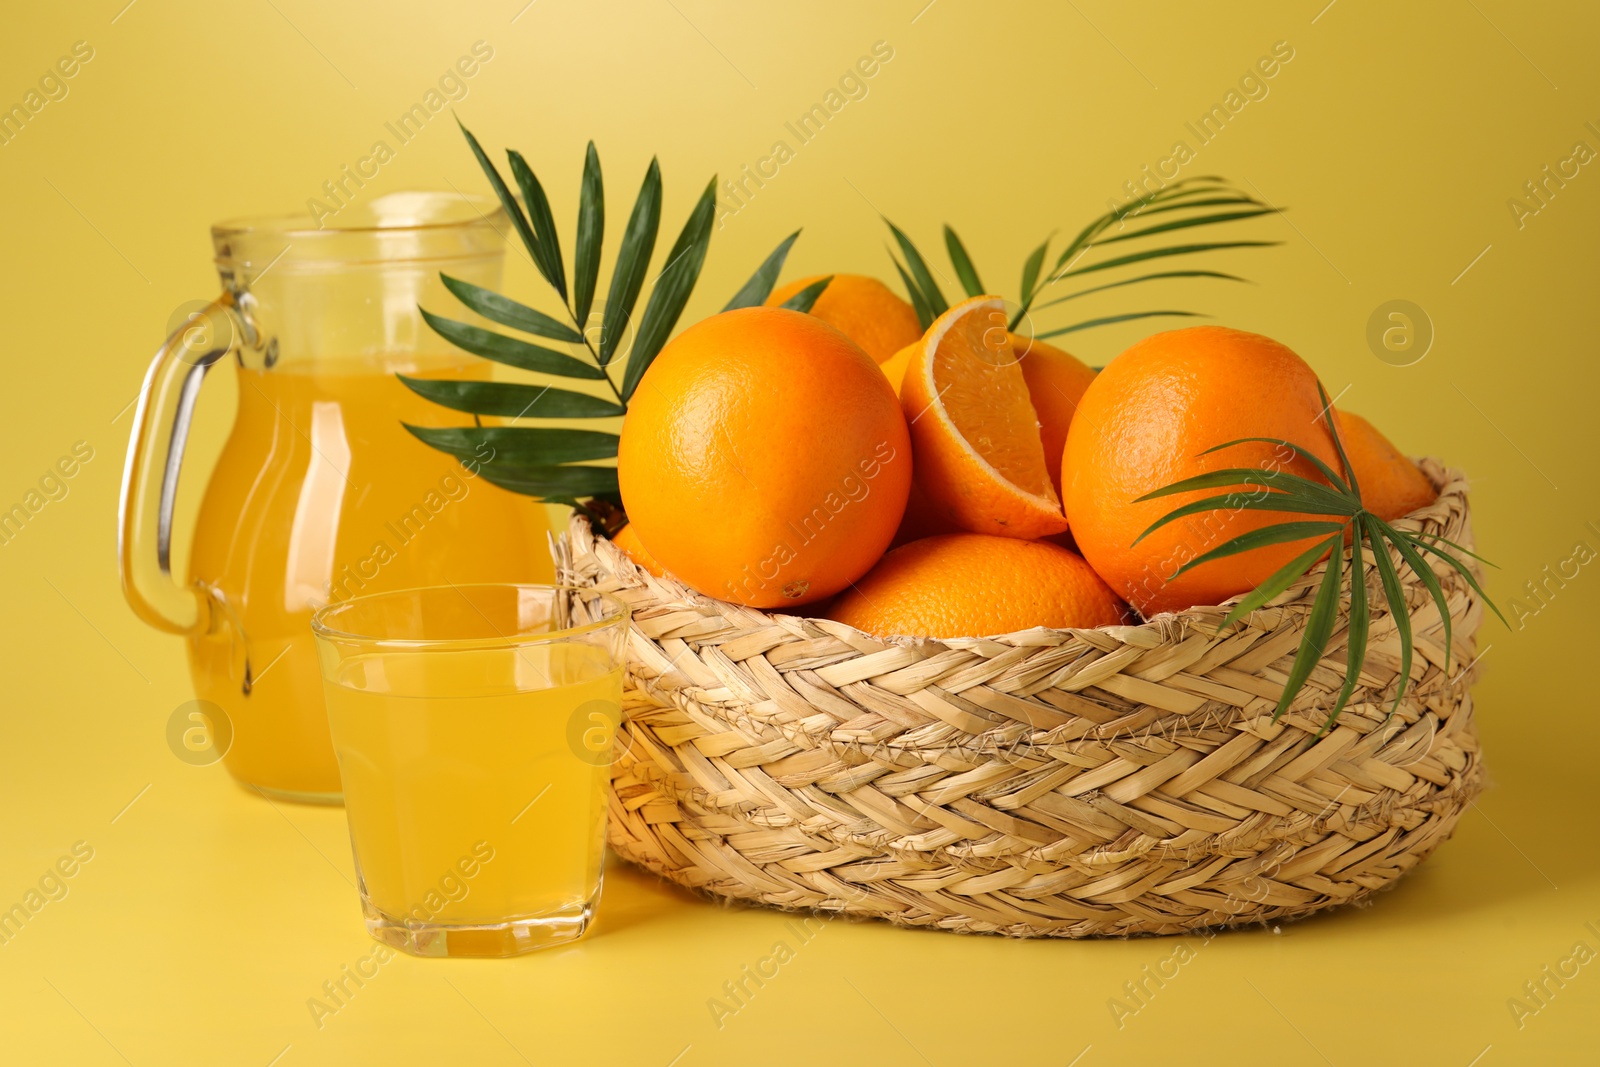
xmin=900 ymin=295 xmax=1068 ymax=539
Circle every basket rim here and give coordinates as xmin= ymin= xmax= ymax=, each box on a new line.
xmin=575 ymin=456 xmax=1468 ymax=645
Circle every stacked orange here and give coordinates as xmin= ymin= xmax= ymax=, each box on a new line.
xmin=616 ymin=277 xmax=1437 ymax=638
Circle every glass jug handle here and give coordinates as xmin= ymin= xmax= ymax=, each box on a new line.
xmin=117 ymin=295 xmax=245 ymax=635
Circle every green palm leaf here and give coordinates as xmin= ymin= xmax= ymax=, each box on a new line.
xmin=398 ymin=377 xmax=622 ymax=419
xmin=417 ymin=309 xmax=604 ymax=380
xmin=1276 ymin=534 xmax=1345 ymax=721
xmin=573 ymin=141 xmax=604 ymax=327
xmin=456 ymin=119 xmax=542 ymax=267
xmin=401 ymin=425 xmax=618 ymax=465
xmin=1168 ymin=521 xmax=1344 ymax=579
xmin=1217 ymin=535 xmax=1339 ymax=632
xmin=1019 ymin=237 xmax=1050 ymax=306
xmin=944 ymin=225 xmax=985 ymax=297
xmin=474 ymin=463 xmax=620 ymax=499
xmin=1366 ymin=516 xmax=1413 ymax=716
xmin=1037 ymin=310 xmax=1204 ymax=339
xmin=600 ymin=158 xmax=662 ymax=365
xmin=507 ymin=150 xmax=568 ymax=300
xmin=620 ymin=177 xmax=717 ymax=400
xmin=778 ymin=275 xmax=832 ymax=313
xmin=723 ymin=229 xmax=801 ymax=311
xmin=890 ymin=251 xmax=936 ymax=330
xmin=1139 ymin=382 xmax=1505 ymax=740
xmin=439 ymin=275 xmax=582 ymax=343
xmin=885 ymin=218 xmax=948 ymax=320
xmin=1031 ymin=270 xmax=1245 ymax=311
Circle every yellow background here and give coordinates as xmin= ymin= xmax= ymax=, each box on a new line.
xmin=2 ymin=1 xmax=1597 ymax=1063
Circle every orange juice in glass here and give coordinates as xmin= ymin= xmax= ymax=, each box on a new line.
xmin=312 ymin=584 xmax=628 ymax=957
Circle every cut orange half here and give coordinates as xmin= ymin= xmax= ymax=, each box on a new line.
xmin=900 ymin=295 xmax=1069 ymax=539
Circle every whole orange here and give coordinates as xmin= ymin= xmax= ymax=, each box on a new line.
xmin=611 ymin=523 xmax=666 ymax=578
xmin=827 ymin=534 xmax=1129 ymax=638
xmin=618 ymin=307 xmax=912 ymax=608
xmin=1062 ymin=326 xmax=1343 ymax=617
xmin=1334 ymin=410 xmax=1438 ymax=521
xmin=766 ymin=273 xmax=923 ymax=363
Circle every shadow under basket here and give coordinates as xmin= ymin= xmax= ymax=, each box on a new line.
xmin=556 ymin=459 xmax=1486 ymax=937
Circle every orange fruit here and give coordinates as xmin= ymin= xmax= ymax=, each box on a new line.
xmin=1062 ymin=326 xmax=1343 ymax=617
xmin=766 ymin=273 xmax=923 ymax=364
xmin=618 ymin=307 xmax=912 ymax=609
xmin=611 ymin=523 xmax=666 ymax=577
xmin=900 ymin=296 xmax=1068 ymax=539
xmin=827 ymin=534 xmax=1129 ymax=638
xmin=879 ymin=341 xmax=915 ymax=397
xmin=1015 ymin=334 xmax=1097 ymax=494
xmin=1334 ymin=410 xmax=1438 ymax=521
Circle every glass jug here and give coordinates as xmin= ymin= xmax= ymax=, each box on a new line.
xmin=119 ymin=192 xmax=554 ymax=803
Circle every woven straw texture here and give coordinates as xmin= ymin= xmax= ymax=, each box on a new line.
xmin=556 ymin=459 xmax=1484 ymax=937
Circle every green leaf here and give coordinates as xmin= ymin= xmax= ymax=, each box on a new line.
xmin=620 ymin=176 xmax=718 ymax=400
xmin=1168 ymin=521 xmax=1345 ymax=579
xmin=599 ymin=157 xmax=662 ymax=365
xmin=1381 ymin=524 xmax=1454 ymax=672
xmin=1058 ymin=240 xmax=1282 ymax=280
xmin=1093 ymin=208 xmax=1278 ymax=246
xmin=884 ymin=218 xmax=947 ymax=318
xmin=1412 ymin=533 xmax=1497 ymax=567
xmin=1218 ymin=536 xmax=1337 ymax=631
xmin=1398 ymin=532 xmax=1509 ymax=628
xmin=1322 ymin=526 xmax=1369 ymax=737
xmin=1367 ymin=517 xmax=1413 ymax=716
xmin=890 ymin=252 xmax=936 ymax=330
xmin=1019 ymin=237 xmax=1050 ymax=305
xmin=1128 ymin=195 xmax=1266 ymax=217
xmin=456 ymin=119 xmax=542 ymax=268
xmin=401 ymin=424 xmax=618 ymax=465
xmin=723 ymin=229 xmax=801 ymax=311
xmin=943 ymin=225 xmax=985 ymax=297
xmin=1275 ymin=534 xmax=1345 ymax=721
xmin=1136 ymin=491 xmax=1356 ymax=546
xmin=1315 ymin=380 xmax=1360 ymax=498
xmin=574 ymin=141 xmax=604 ymax=327
xmin=397 ymin=377 xmax=623 ymax=419
xmin=1037 ymin=310 xmax=1204 ymax=339
xmin=778 ymin=275 xmax=833 ymax=313
xmin=474 ymin=463 xmax=620 ymax=500
xmin=507 ymin=150 xmax=568 ymax=301
xmin=1134 ymin=466 xmax=1356 ymax=513
xmin=1198 ymin=437 xmax=1351 ymax=496
xmin=440 ymin=275 xmax=582 ymax=343
xmin=419 ymin=309 xmax=604 ymax=380
xmin=1032 ymin=269 xmax=1246 ymax=311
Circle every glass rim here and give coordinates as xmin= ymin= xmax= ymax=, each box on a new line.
xmin=211 ymin=191 xmax=506 ymax=240
xmin=309 ymin=583 xmax=631 ymax=651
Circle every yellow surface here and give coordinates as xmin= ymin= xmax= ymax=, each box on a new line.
xmin=1 ymin=2 xmax=1596 ymax=1064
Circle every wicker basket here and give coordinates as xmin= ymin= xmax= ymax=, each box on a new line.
xmin=555 ymin=459 xmax=1485 ymax=937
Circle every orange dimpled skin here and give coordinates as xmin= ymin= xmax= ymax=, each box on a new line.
xmin=766 ymin=273 xmax=924 ymax=363
xmin=617 ymin=307 xmax=912 ymax=609
xmin=1334 ymin=409 xmax=1439 ymax=521
xmin=1062 ymin=326 xmax=1343 ymax=618
xmin=827 ymin=534 xmax=1130 ymax=638
xmin=611 ymin=523 xmax=666 ymax=578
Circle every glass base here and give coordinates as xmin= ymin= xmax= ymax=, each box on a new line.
xmin=364 ymin=898 xmax=597 ymax=958
xmin=252 ymin=784 xmax=344 ymax=806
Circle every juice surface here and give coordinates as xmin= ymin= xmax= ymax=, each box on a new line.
xmin=323 ymin=642 xmax=620 ymax=923
xmin=187 ymin=361 xmax=553 ymax=797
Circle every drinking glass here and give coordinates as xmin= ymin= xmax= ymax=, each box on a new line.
xmin=311 ymin=583 xmax=628 ymax=957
